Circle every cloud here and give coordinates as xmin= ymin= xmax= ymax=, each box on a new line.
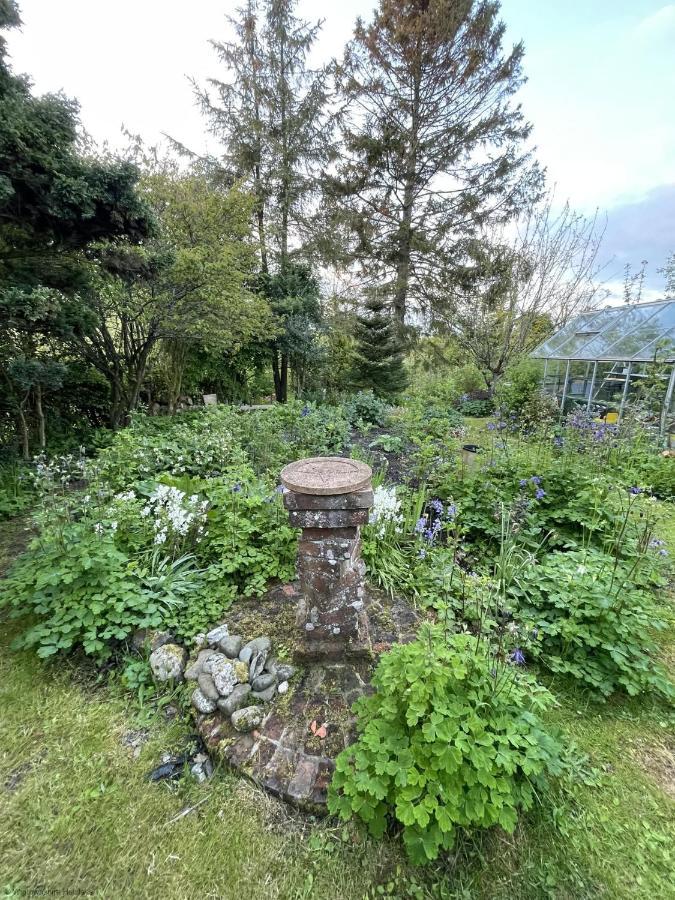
xmin=600 ymin=184 xmax=675 ymax=292
xmin=635 ymin=4 xmax=675 ymax=40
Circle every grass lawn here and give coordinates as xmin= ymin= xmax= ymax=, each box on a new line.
xmin=1 ymin=513 xmax=673 ymax=900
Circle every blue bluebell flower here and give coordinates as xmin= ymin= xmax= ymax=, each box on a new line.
xmin=510 ymin=648 xmax=526 ymax=665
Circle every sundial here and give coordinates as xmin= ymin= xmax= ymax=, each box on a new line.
xmin=280 ymin=456 xmax=372 ymax=495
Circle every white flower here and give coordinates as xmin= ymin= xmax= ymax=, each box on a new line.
xmin=369 ymin=485 xmax=404 ymax=538
xmin=115 ymin=490 xmax=136 ymax=502
xmin=94 ymin=523 xmax=104 ymax=535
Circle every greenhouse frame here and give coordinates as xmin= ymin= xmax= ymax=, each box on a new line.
xmin=529 ymin=299 xmax=675 ymax=441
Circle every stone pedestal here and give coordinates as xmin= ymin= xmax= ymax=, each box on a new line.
xmin=280 ymin=457 xmax=374 ymax=659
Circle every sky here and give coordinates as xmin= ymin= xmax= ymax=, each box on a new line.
xmin=4 ymin=0 xmax=675 ymax=297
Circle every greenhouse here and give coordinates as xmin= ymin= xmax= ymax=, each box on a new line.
xmin=530 ymin=298 xmax=675 ymax=440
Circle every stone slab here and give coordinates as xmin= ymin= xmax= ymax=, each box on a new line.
xmin=280 ymin=457 xmax=372 ymax=495
xmin=283 ymin=489 xmax=374 ymax=511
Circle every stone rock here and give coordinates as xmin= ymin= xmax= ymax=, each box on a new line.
xmin=185 ymin=649 xmax=220 ymax=680
xmin=264 ymin=656 xmax=277 ymax=675
xmin=212 ymin=659 xmax=237 ymax=696
xmin=132 ymin=628 xmax=174 ymax=652
xmin=197 ymin=672 xmax=220 ymax=701
xmin=239 ymin=645 xmax=253 ymax=664
xmin=252 ymin=684 xmax=276 ymax=702
xmin=219 ymin=635 xmax=243 ymax=658
xmin=216 ymin=683 xmax=251 ymax=716
xmin=149 ymin=644 xmax=187 ymax=682
xmin=231 ymin=706 xmax=264 ymax=733
xmin=233 ymin=660 xmax=249 ymax=683
xmin=192 ymin=687 xmax=217 ymax=714
xmin=251 ymin=672 xmax=276 ymax=692
xmin=206 ymin=624 xmax=229 ymax=646
xmin=249 ymin=649 xmax=268 ymax=681
xmin=244 ymin=636 xmax=271 ymax=654
xmin=193 ymin=633 xmax=207 ymax=649
xmin=277 ymin=681 xmax=289 ymax=694
xmin=275 ymin=664 xmax=296 ymax=681
xmin=202 ymin=652 xmax=227 ymax=674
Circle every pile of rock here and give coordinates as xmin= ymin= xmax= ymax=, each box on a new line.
xmin=185 ymin=624 xmax=294 ymax=733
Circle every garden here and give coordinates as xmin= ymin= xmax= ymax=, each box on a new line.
xmin=2 ymin=378 xmax=674 ymax=898
xmin=1 ymin=0 xmax=674 ymax=896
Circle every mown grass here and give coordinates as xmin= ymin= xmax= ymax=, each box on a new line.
xmin=1 ymin=511 xmax=674 ymax=899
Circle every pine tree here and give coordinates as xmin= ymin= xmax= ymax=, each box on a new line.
xmin=197 ymin=0 xmax=332 ymax=400
xmin=328 ymin=0 xmax=542 ymax=328
xmin=351 ymin=293 xmax=408 ymax=398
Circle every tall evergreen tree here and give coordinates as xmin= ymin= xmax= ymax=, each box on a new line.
xmin=197 ymin=0 xmax=332 ymax=400
xmin=329 ymin=0 xmax=542 ymax=328
xmin=351 ymin=293 xmax=408 ymax=398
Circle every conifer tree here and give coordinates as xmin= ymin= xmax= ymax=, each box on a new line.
xmin=197 ymin=0 xmax=332 ymax=400
xmin=350 ymin=293 xmax=408 ymax=398
xmin=329 ymin=0 xmax=542 ymax=328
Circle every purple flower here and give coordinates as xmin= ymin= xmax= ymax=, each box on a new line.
xmin=446 ymin=503 xmax=457 ymax=519
xmin=429 ymin=499 xmax=444 ymax=516
xmin=535 ymin=488 xmax=546 ymax=500
xmin=232 ymin=483 xmax=242 ymax=493
xmin=553 ymin=435 xmax=564 ymax=448
xmin=275 ymin=484 xmax=285 ymax=493
xmin=660 ymin=549 xmax=669 ymax=557
xmin=510 ymin=648 xmax=526 ymax=666
xmin=301 ymin=405 xmax=311 ymax=417
xmin=498 ymin=422 xmax=507 ymax=430
xmin=629 ymin=486 xmax=643 ymax=495
xmin=487 ymin=423 xmax=496 ymax=431
xmin=418 ymin=548 xmax=426 ymax=559
xmin=519 ymin=479 xmax=528 ymax=488
xmin=414 ymin=516 xmax=427 ymax=534
xmin=530 ymin=476 xmax=542 ymax=486
xmin=649 ymin=539 xmax=665 ymax=548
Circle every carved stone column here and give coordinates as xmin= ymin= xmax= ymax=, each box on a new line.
xmin=280 ymin=457 xmax=373 ymax=659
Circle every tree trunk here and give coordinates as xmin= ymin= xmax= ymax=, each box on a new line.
xmin=34 ymin=384 xmax=46 ymax=449
xmin=280 ymin=352 xmax=289 ymax=403
xmin=17 ymin=396 xmax=30 ymax=461
xmin=272 ymin=350 xmax=282 ymax=403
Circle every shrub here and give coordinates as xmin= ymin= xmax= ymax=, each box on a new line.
xmin=510 ymin=548 xmax=673 ymax=698
xmin=343 ymin=391 xmax=392 ymax=427
xmin=459 ymin=397 xmax=494 ymax=417
xmin=328 ymin=626 xmax=567 ymax=864
xmin=0 ymin=524 xmax=164 ymax=660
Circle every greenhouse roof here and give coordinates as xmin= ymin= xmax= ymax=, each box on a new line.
xmin=530 ymin=299 xmax=675 ymax=362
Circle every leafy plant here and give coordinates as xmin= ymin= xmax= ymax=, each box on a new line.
xmin=0 ymin=524 xmax=163 ymax=660
xmin=369 ymin=434 xmax=405 ymax=453
xmin=328 ymin=625 xmax=567 ymax=864
xmin=510 ymin=548 xmax=673 ymax=698
xmin=344 ymin=391 xmax=392 ymax=427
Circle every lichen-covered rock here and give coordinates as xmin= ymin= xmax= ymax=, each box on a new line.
xmin=233 ymin=660 xmax=249 ymax=683
xmin=275 ymin=664 xmax=296 ymax=681
xmin=231 ymin=705 xmax=264 ymax=733
xmin=133 ymin=629 xmax=174 ymax=652
xmin=242 ymin=636 xmax=271 ymax=655
xmin=192 ymin=687 xmax=217 ymax=714
xmin=212 ymin=659 xmax=237 ymax=696
xmin=193 ymin=633 xmax=207 ymax=649
xmin=251 ymin=672 xmax=276 ymax=692
xmin=197 ymin=672 xmax=220 ymax=701
xmin=206 ymin=624 xmax=229 ymax=646
xmin=149 ymin=643 xmax=187 ymax=682
xmin=219 ymin=635 xmax=243 ymax=658
xmin=217 ymin=683 xmax=251 ymax=716
xmin=202 ymin=652 xmax=227 ymax=675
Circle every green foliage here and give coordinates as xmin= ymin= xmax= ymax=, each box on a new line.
xmin=494 ymin=359 xmax=555 ymax=428
xmin=344 ymin=391 xmax=392 ymax=427
xmin=350 ymin=294 xmax=408 ymax=398
xmin=510 ymin=548 xmax=673 ymax=699
xmin=0 ymin=524 xmax=162 ymax=659
xmin=329 ymin=626 xmax=567 ymax=864
xmin=369 ymin=434 xmax=405 ymax=453
xmin=459 ymin=398 xmax=493 ymax=417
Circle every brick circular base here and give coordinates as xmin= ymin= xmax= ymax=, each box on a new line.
xmin=193 ymin=582 xmax=420 ymax=811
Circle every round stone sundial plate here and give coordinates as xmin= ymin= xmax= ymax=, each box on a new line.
xmin=280 ymin=456 xmax=372 ymax=495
